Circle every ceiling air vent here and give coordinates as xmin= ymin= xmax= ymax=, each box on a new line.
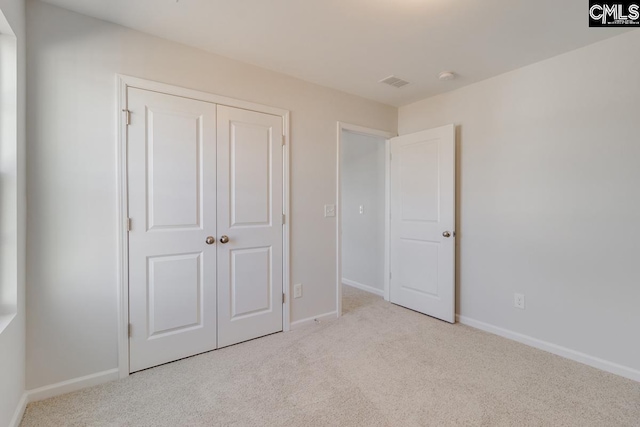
xmin=379 ymin=75 xmax=410 ymax=88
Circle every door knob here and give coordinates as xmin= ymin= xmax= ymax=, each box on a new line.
xmin=442 ymin=231 xmax=452 ymax=238
xmin=205 ymin=236 xmax=215 ymax=245
xmin=220 ymin=235 xmax=230 ymax=244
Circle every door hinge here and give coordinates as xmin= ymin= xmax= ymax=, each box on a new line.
xmin=282 ymin=214 xmax=286 ymax=225
xmin=389 ymin=272 xmax=392 ymax=280
xmin=282 ymin=293 xmax=286 ymax=304
xmin=123 ymin=109 xmax=131 ymax=126
xmin=127 ymin=218 xmax=132 ymax=231
xmin=282 ymin=135 xmax=286 ymax=146
xmin=128 ymin=323 xmax=132 ymax=337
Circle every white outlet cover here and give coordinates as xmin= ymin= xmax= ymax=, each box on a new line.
xmin=514 ymin=293 xmax=525 ymax=309
xmin=324 ymin=204 xmax=336 ymax=217
xmin=294 ymin=284 xmax=303 ymax=298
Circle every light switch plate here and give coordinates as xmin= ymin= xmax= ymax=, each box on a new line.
xmin=324 ymin=204 xmax=336 ymax=217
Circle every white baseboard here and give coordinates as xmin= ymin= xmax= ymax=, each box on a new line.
xmin=8 ymin=392 xmax=27 ymax=427
xmin=290 ymin=311 xmax=338 ymax=330
xmin=26 ymin=368 xmax=120 ymax=404
xmin=342 ymin=278 xmax=384 ymax=297
xmin=456 ymin=315 xmax=640 ymax=383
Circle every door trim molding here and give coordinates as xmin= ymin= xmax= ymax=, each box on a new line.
xmin=116 ymin=75 xmax=291 ymax=379
xmin=336 ymin=122 xmax=395 ymax=317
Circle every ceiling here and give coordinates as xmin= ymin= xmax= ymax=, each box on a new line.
xmin=40 ymin=0 xmax=631 ymax=107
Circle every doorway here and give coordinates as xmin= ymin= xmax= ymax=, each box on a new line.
xmin=336 ymin=123 xmax=457 ymax=324
xmin=336 ymin=123 xmax=393 ymax=316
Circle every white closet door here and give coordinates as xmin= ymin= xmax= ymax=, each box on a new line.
xmin=216 ymin=105 xmax=284 ymax=348
xmin=389 ymin=124 xmax=456 ymax=323
xmin=128 ymin=88 xmax=218 ymax=372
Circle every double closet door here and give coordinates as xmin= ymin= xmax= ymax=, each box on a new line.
xmin=127 ymin=88 xmax=284 ymax=373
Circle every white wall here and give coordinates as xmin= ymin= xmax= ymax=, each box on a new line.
xmin=25 ymin=0 xmax=397 ymax=390
xmin=0 ymin=0 xmax=25 ymax=424
xmin=341 ymin=131 xmax=385 ymax=291
xmin=399 ymin=30 xmax=640 ymax=375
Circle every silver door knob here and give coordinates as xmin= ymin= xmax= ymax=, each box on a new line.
xmin=220 ymin=235 xmax=230 ymax=244
xmin=205 ymin=236 xmax=215 ymax=245
xmin=442 ymin=231 xmax=451 ymax=238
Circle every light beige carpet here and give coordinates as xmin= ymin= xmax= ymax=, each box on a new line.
xmin=21 ymin=286 xmax=640 ymax=426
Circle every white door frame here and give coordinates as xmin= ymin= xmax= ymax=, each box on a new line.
xmin=116 ymin=75 xmax=291 ymax=378
xmin=336 ymin=122 xmax=395 ymax=317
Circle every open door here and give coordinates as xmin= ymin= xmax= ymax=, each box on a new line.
xmin=389 ymin=124 xmax=456 ymax=323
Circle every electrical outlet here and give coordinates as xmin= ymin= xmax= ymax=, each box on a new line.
xmin=514 ymin=293 xmax=525 ymax=309
xmin=294 ymin=284 xmax=303 ymax=298
xmin=359 ymin=205 xmax=364 ymax=214
xmin=324 ymin=204 xmax=336 ymax=217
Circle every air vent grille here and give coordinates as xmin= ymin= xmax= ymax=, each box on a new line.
xmin=379 ymin=75 xmax=410 ymax=88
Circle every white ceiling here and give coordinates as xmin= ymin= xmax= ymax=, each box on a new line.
xmin=40 ymin=0 xmax=631 ymax=106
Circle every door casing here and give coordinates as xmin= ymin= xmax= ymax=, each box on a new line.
xmin=116 ymin=75 xmax=291 ymax=379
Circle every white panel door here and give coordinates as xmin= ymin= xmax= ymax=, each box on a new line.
xmin=217 ymin=105 xmax=284 ymax=348
xmin=390 ymin=124 xmax=456 ymax=323
xmin=128 ymin=88 xmax=217 ymax=372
